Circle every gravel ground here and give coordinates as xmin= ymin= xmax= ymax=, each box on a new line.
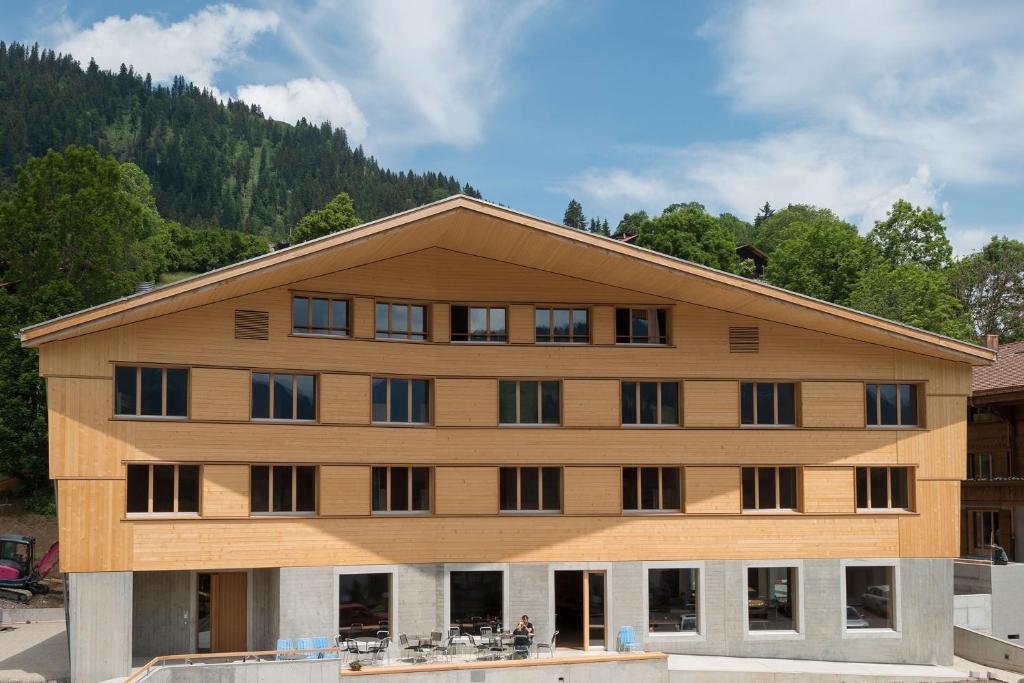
xmin=0 ymin=502 xmax=63 ymax=610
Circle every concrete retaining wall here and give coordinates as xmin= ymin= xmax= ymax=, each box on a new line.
xmin=954 ymin=625 xmax=1024 ymax=674
xmin=990 ymin=564 xmax=1024 ymax=642
xmin=953 ymin=594 xmax=991 ymax=633
xmin=140 ymin=659 xmax=339 ymax=683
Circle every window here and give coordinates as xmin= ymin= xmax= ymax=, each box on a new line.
xmin=450 ymin=570 xmax=503 ymax=636
xmin=535 ymin=307 xmax=589 ymax=343
xmin=500 ymin=467 xmax=561 ymax=512
xmin=856 ymin=467 xmax=911 ymax=510
xmin=623 ymin=467 xmax=682 ymax=512
xmin=292 ymin=295 xmax=348 ymax=336
xmin=371 ymin=378 xmax=430 ymax=424
xmin=742 ymin=467 xmax=798 ymax=511
xmin=498 ymin=381 xmax=560 ymax=425
xmin=339 ymin=573 xmax=391 ymax=638
xmin=741 ymin=383 xmax=796 ymax=426
xmin=126 ymin=464 xmax=200 ymax=514
xmin=251 ymin=372 xmax=316 ymax=421
xmin=845 ymin=565 xmax=894 ymax=630
xmin=115 ymin=366 xmax=189 ymax=418
xmin=866 ymin=383 xmax=919 ymax=426
xmin=968 ymin=453 xmax=993 ymax=480
xmin=451 ymin=305 xmax=507 ymax=342
xmin=747 ymin=567 xmax=797 ymax=632
xmin=621 ymin=381 xmax=679 ymax=426
xmin=372 ymin=466 xmax=431 ymax=512
xmin=648 ymin=568 xmax=699 ymax=633
xmin=971 ymin=510 xmax=1001 ymax=549
xmin=250 ymin=465 xmax=317 ymax=514
xmin=376 ymin=302 xmax=427 ymax=340
xmin=616 ymin=307 xmax=668 ymax=344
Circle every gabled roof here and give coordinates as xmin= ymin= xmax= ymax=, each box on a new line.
xmin=973 ymin=340 xmax=1024 ymax=396
xmin=18 ymin=195 xmax=994 ymax=365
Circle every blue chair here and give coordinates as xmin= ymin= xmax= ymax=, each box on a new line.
xmin=296 ymin=637 xmax=319 ymax=660
xmin=618 ymin=625 xmax=641 ymax=652
xmin=313 ymin=636 xmax=338 ymax=659
xmin=275 ymin=638 xmax=293 ymax=661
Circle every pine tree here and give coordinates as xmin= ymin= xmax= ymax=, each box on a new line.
xmin=754 ymin=202 xmax=774 ymax=228
xmin=563 ymin=199 xmax=586 ymax=230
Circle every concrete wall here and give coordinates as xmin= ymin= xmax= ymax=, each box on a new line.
xmin=252 ymin=568 xmax=280 ymax=650
xmin=134 ymin=571 xmax=193 ymax=658
xmin=954 ymin=561 xmax=992 ymax=595
xmin=278 ymin=566 xmax=334 ymax=640
xmin=954 ymin=626 xmax=1024 ymax=674
xmin=953 ymin=594 xmax=991 ymax=634
xmin=69 ymin=571 xmax=132 ymax=683
xmin=990 ymin=563 xmax=1024 ymax=642
xmin=508 ymin=563 xmax=550 ymax=644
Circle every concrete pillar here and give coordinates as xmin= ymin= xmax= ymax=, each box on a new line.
xmin=68 ymin=571 xmax=132 ymax=683
xmin=509 ymin=563 xmax=550 ymax=641
xmin=278 ymin=566 xmax=333 ymax=639
xmin=132 ymin=571 xmax=191 ymax=657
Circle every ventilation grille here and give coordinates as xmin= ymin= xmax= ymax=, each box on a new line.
xmin=234 ymin=310 xmax=269 ymax=340
xmin=729 ymin=326 xmax=759 ymax=353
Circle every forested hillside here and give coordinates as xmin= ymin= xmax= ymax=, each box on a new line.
xmin=0 ymin=42 xmax=480 ymax=238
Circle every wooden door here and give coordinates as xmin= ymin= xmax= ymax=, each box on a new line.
xmin=583 ymin=570 xmax=607 ymax=651
xmin=211 ymin=572 xmax=247 ymax=652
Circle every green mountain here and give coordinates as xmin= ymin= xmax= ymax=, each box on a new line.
xmin=0 ymin=42 xmax=481 ymax=238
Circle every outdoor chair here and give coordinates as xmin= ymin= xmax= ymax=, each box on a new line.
xmin=487 ymin=633 xmax=507 ymax=660
xmin=430 ymin=634 xmax=456 ymax=663
xmin=399 ymin=633 xmax=426 ymax=662
xmin=274 ymin=638 xmax=293 ymax=661
xmin=343 ymin=637 xmax=361 ymax=663
xmin=376 ymin=630 xmax=389 ymax=640
xmin=366 ymin=636 xmax=390 ymax=665
xmin=512 ymin=634 xmax=530 ymax=659
xmin=312 ymin=636 xmax=337 ymax=659
xmin=535 ymin=630 xmax=558 ymax=658
xmin=466 ymin=634 xmax=489 ymax=661
xmin=617 ymin=625 xmax=641 ymax=652
xmin=448 ymin=626 xmax=461 ymax=639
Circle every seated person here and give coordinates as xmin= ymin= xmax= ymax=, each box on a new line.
xmin=514 ymin=614 xmax=535 ymax=643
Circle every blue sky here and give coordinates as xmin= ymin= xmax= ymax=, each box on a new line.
xmin=4 ymin=1 xmax=1023 ymax=252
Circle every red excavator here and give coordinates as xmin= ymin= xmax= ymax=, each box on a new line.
xmin=0 ymin=534 xmax=59 ymax=603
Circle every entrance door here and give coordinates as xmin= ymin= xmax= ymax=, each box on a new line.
xmin=197 ymin=572 xmax=247 ymax=653
xmin=554 ymin=570 xmax=606 ymax=651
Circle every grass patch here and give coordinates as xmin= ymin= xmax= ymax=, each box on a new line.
xmin=157 ymin=271 xmax=200 ymax=285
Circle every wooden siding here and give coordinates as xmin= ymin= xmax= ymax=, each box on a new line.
xmin=58 ymin=479 xmax=132 ymax=571
xmin=320 ymin=374 xmax=371 ymax=424
xmin=802 ymin=467 xmax=855 ymax=513
xmin=563 ymin=380 xmax=619 ymax=427
xmin=800 ymin=382 xmax=865 ymax=428
xmin=432 ymin=303 xmax=451 ymax=343
xmin=191 ymin=368 xmax=251 ymax=422
xmin=683 ymin=381 xmax=739 ymax=428
xmin=352 ymin=297 xmax=374 ymax=339
xmin=900 ymin=479 xmax=960 ymax=557
xmin=898 ymin=395 xmax=967 ymax=480
xmin=435 ymin=467 xmax=498 ymax=515
xmin=319 ymin=466 xmax=371 ymax=516
xmin=684 ymin=467 xmax=741 ymax=514
xmin=508 ymin=305 xmax=535 ymax=344
xmin=592 ymin=306 xmax=615 ymax=345
xmin=201 ymin=465 xmax=249 ymax=517
xmin=47 ymin=376 xmax=129 ymax=478
xmin=563 ymin=467 xmax=621 ymax=515
xmin=434 ymin=379 xmax=498 ymax=427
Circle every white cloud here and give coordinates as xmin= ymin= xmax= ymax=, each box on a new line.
xmin=56 ymin=4 xmax=279 ymax=89
xmin=237 ymin=79 xmax=368 ymax=143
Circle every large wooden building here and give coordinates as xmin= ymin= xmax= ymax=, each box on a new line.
xmin=21 ymin=196 xmax=993 ymax=681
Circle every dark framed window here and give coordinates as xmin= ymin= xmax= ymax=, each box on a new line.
xmin=622 ymin=467 xmax=682 ymax=512
xmin=621 ymin=381 xmax=679 ymax=426
xmin=251 ymin=372 xmax=316 ymax=421
xmin=741 ymin=382 xmax=796 ymax=426
xmin=866 ymin=383 xmax=919 ymax=426
xmin=498 ymin=380 xmax=560 ymax=425
xmin=339 ymin=573 xmax=391 ymax=638
xmin=500 ymin=467 xmax=561 ymax=512
xmin=371 ymin=377 xmax=430 ymax=424
xmin=292 ymin=295 xmax=348 ymax=336
xmin=968 ymin=454 xmax=993 ymax=480
xmin=855 ymin=466 xmax=911 ymax=510
xmin=115 ymin=366 xmax=189 ymax=418
xmin=376 ymin=302 xmax=427 ymax=340
xmin=615 ymin=307 xmax=668 ymax=344
xmin=371 ymin=466 xmax=431 ymax=512
xmin=535 ymin=307 xmax=589 ymax=343
xmin=450 ymin=570 xmax=503 ymax=636
xmin=845 ymin=565 xmax=894 ymax=630
xmin=126 ymin=464 xmax=200 ymax=514
xmin=971 ymin=510 xmax=1000 ymax=550
xmin=747 ymin=567 xmax=797 ymax=632
xmin=741 ymin=466 xmax=798 ymax=511
xmin=648 ymin=568 xmax=699 ymax=633
xmin=250 ymin=465 xmax=317 ymax=514
xmin=451 ymin=305 xmax=507 ymax=342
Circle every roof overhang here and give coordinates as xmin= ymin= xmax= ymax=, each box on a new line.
xmin=18 ymin=195 xmax=995 ymax=366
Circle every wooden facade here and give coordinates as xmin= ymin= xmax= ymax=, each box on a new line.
xmin=23 ymin=196 xmax=991 ymax=574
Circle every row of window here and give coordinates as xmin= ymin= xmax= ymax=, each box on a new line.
xmin=113 ymin=367 xmax=922 ymax=428
xmin=336 ymin=564 xmax=896 ymax=640
xmin=125 ymin=464 xmax=912 ymax=516
xmin=293 ymin=296 xmax=669 ymax=345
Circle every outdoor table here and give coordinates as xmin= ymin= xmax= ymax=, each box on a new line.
xmin=352 ymin=636 xmax=381 ymax=653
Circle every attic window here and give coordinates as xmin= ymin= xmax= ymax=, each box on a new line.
xmin=729 ymin=326 xmax=759 ymax=353
xmin=235 ymin=310 xmax=269 ymax=340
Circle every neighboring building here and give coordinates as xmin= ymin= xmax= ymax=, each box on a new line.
xmin=20 ymin=196 xmax=992 ymax=682
xmin=735 ymin=244 xmax=769 ymax=278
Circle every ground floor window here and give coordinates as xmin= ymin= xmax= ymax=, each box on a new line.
xmin=648 ymin=568 xmax=698 ymax=633
xmin=845 ymin=565 xmax=894 ymax=630
xmin=747 ymin=567 xmax=797 ymax=631
xmin=339 ymin=573 xmax=391 ymax=638
xmin=450 ymin=570 xmax=503 ymax=635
